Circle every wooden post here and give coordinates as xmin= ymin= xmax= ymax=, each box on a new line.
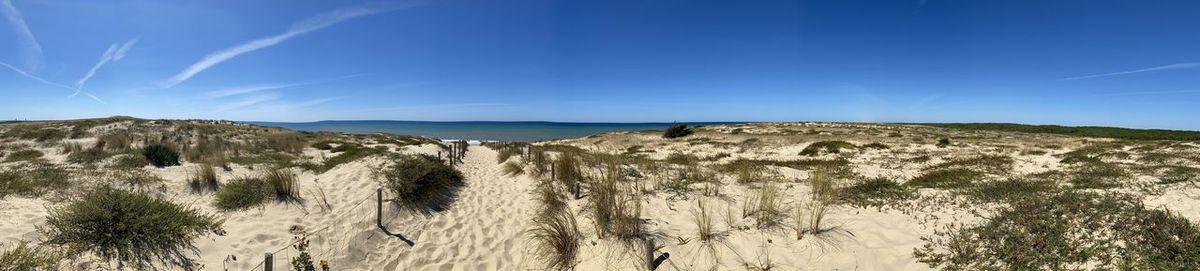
xmin=264 ymin=253 xmax=273 ymax=271
xmin=551 ymin=163 xmax=556 ymax=180
xmin=376 ymin=188 xmax=383 ymax=228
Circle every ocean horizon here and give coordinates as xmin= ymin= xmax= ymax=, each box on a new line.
xmin=246 ymin=120 xmax=744 ymax=142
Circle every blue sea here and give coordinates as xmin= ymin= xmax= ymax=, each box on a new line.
xmin=246 ymin=120 xmax=741 ymax=142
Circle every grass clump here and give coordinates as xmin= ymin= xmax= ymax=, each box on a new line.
xmin=41 ymin=185 xmax=224 ymax=270
xmin=501 ymin=160 xmax=526 ymax=176
xmin=968 ymin=177 xmax=1057 ymax=203
xmin=0 ymin=242 xmax=63 ymax=270
xmin=263 ymin=168 xmax=301 ymax=201
xmin=915 ymin=191 xmax=1200 ymax=270
xmin=800 ymin=141 xmax=857 ymax=156
xmin=214 ymin=177 xmax=271 ymax=211
xmin=797 ymin=169 xmax=840 ymax=238
xmin=379 ymin=154 xmax=465 ymax=214
xmin=3 ymin=149 xmax=43 ymax=163
xmin=186 ymin=165 xmax=220 ymax=193
xmin=67 ymin=147 xmax=113 ymax=165
xmin=907 ymin=168 xmax=982 ymax=189
xmin=141 ymin=144 xmax=180 ymax=168
xmin=1068 ymin=162 xmax=1130 ymax=189
xmin=692 ymin=200 xmax=724 ymax=242
xmin=94 ymin=132 xmax=131 ymax=151
xmin=662 ymin=123 xmax=694 ymax=139
xmin=587 ymin=165 xmax=645 ymax=240
xmin=926 ymin=154 xmax=1013 ymax=174
xmin=528 ymin=207 xmax=582 ymax=271
xmin=744 ymin=182 xmax=784 ymax=229
xmin=839 ymin=177 xmax=915 ymax=208
xmin=112 ymin=154 xmax=149 ymax=169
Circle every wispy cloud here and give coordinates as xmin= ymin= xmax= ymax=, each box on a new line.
xmin=75 ymin=38 xmax=139 ymax=94
xmin=161 ymin=4 xmax=411 ymax=88
xmin=0 ymin=61 xmax=75 ymax=90
xmin=205 ymin=73 xmax=367 ymax=98
xmin=0 ymin=0 xmax=43 ymax=71
xmin=1059 ymin=62 xmax=1200 ymax=80
xmin=215 ymin=93 xmax=281 ymax=112
xmin=1097 ymin=89 xmax=1200 ymax=97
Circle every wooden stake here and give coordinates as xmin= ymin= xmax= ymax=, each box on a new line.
xmin=264 ymin=253 xmax=273 ymax=271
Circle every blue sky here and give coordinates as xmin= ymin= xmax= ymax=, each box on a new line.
xmin=2 ymin=0 xmax=1199 ymax=130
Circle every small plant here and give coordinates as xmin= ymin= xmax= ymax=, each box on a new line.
xmin=67 ymin=147 xmax=112 ymax=164
xmin=310 ymin=141 xmax=335 ymax=150
xmin=0 ymin=242 xmax=63 ymax=270
xmin=528 ymin=207 xmax=582 ymax=271
xmin=3 ymin=149 xmax=43 ymax=163
xmin=501 ymin=160 xmax=526 ymax=176
xmin=379 ymin=154 xmax=465 ymax=214
xmin=187 ymin=165 xmax=220 ymax=193
xmin=935 ymin=138 xmax=951 ymax=148
xmin=800 ymin=141 xmax=857 ymax=156
xmin=263 ymin=168 xmax=301 ymax=202
xmin=798 ymin=169 xmax=838 ymax=238
xmin=95 ymin=132 xmax=131 ymax=151
xmin=112 ymin=154 xmax=149 ymax=169
xmin=692 ymin=200 xmax=724 ymax=242
xmin=662 ymin=123 xmax=694 ymax=139
xmin=861 ymin=142 xmax=890 ymax=149
xmin=748 ymin=182 xmax=784 ymax=229
xmin=289 ymin=236 xmax=330 ymax=271
xmin=0 ymin=163 xmax=70 ymax=199
xmin=214 ymin=177 xmax=271 ymax=211
xmin=907 ymin=168 xmax=981 ymax=189
xmin=41 ymin=185 xmax=224 ymax=270
xmin=839 ymin=177 xmax=915 ymax=208
xmin=61 ymin=141 xmax=84 ymax=154
xmin=141 ymin=144 xmax=181 ymax=168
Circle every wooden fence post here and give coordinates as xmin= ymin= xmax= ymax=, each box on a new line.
xmin=264 ymin=253 xmax=273 ymax=271
xmin=376 ymin=188 xmax=383 ymax=228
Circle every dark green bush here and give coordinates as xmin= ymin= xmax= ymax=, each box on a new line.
xmin=662 ymin=123 xmax=693 ymax=139
xmin=380 ymin=154 xmax=465 ymax=214
xmin=800 ymin=141 xmax=858 ymax=156
xmin=214 ymin=177 xmax=271 ymax=211
xmin=41 ymin=185 xmax=223 ymax=270
xmin=141 ymin=144 xmax=180 ymax=168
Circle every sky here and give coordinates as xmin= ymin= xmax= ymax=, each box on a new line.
xmin=2 ymin=0 xmax=1199 ymax=130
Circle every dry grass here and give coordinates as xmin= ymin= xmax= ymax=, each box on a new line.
xmin=0 ymin=242 xmax=63 ymax=270
xmin=263 ymin=168 xmax=300 ymax=202
xmin=744 ymin=182 xmax=784 ymax=229
xmin=797 ymin=168 xmax=837 ymax=239
xmin=187 ymin=165 xmax=220 ymax=193
xmin=692 ymin=200 xmax=725 ymax=242
xmin=587 ymin=164 xmax=645 ymax=240
xmin=501 ymin=160 xmax=526 ymax=176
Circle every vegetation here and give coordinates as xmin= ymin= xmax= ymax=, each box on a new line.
xmin=907 ymin=168 xmax=982 ymax=189
xmin=66 ymin=147 xmax=113 ymax=164
xmin=587 ymin=164 xmax=644 ymax=240
xmin=528 ymin=207 xmax=582 ymax=271
xmin=918 ymin=123 xmax=1200 ymax=141
xmin=915 ymin=191 xmax=1200 ymax=270
xmin=744 ymin=182 xmax=784 ymax=229
xmin=3 ymin=149 xmax=43 ymax=163
xmin=214 ymin=177 xmax=271 ymax=211
xmin=800 ymin=141 xmax=857 ymax=156
xmin=840 ymin=177 xmax=915 ymax=208
xmin=263 ymin=168 xmax=301 ymax=202
xmin=379 ymin=154 xmax=465 ymax=214
xmin=0 ymin=242 xmax=63 ymax=270
xmin=141 ymin=144 xmax=181 ymax=168
xmin=0 ymin=163 xmax=70 ymax=199
xmin=187 ymin=165 xmax=220 ymax=193
xmin=662 ymin=123 xmax=694 ymax=138
xmin=41 ymin=185 xmax=223 ymax=270
xmin=501 ymin=160 xmax=526 ymax=176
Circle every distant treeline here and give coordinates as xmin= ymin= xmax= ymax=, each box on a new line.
xmin=911 ymin=123 xmax=1200 ymax=141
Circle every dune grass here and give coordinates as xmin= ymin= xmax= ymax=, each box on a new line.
xmin=800 ymin=141 xmax=857 ymax=156
xmin=141 ymin=144 xmax=180 ymax=168
xmin=501 ymin=160 xmax=526 ymax=176
xmin=186 ymin=165 xmax=220 ymax=193
xmin=0 ymin=163 xmax=70 ymax=199
xmin=42 ymin=185 xmax=223 ymax=270
xmin=907 ymin=168 xmax=982 ymax=189
xmin=839 ymin=177 xmax=915 ymax=208
xmin=743 ymin=182 xmax=784 ymax=229
xmin=528 ymin=205 xmax=582 ymax=271
xmin=587 ymin=165 xmax=645 ymax=240
xmin=214 ymin=177 xmax=271 ymax=211
xmin=263 ymin=168 xmax=301 ymax=202
xmin=0 ymin=242 xmax=63 ymax=270
xmin=3 ymin=149 xmax=43 ymax=163
xmin=379 ymin=154 xmax=465 ymax=214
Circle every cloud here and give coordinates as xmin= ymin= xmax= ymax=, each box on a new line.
xmin=76 ymin=39 xmax=139 ymax=92
xmin=0 ymin=61 xmax=75 ymax=90
xmin=205 ymin=73 xmax=366 ymax=98
xmin=1098 ymin=89 xmax=1200 ymax=97
xmin=1059 ymin=62 xmax=1200 ymax=80
xmin=161 ymin=4 xmax=411 ymax=88
xmin=0 ymin=0 xmax=43 ymax=71
xmin=215 ymin=93 xmax=281 ymax=112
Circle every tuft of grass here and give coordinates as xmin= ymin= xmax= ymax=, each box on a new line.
xmin=141 ymin=144 xmax=180 ymax=168
xmin=94 ymin=132 xmax=132 ymax=151
xmin=746 ymin=182 xmax=784 ymax=229
xmin=61 ymin=141 xmax=84 ymax=154
xmin=664 ymin=153 xmax=700 ymax=166
xmin=797 ymin=169 xmax=838 ymax=238
xmin=379 ymin=154 xmax=465 ymax=214
xmin=862 ymin=142 xmax=890 ymax=149
xmin=840 ymin=177 xmax=915 ymax=208
xmin=800 ymin=141 xmax=858 ymax=156
xmin=935 ymin=138 xmax=951 ymax=148
xmin=187 ymin=165 xmax=220 ymax=193
xmin=214 ymin=177 xmax=271 ymax=211
xmin=501 ymin=160 xmax=526 ymax=176
xmin=692 ymin=200 xmax=724 ymax=242
xmin=112 ymin=154 xmax=149 ymax=169
xmin=41 ymin=185 xmax=224 ymax=270
xmin=528 ymin=207 xmax=582 ymax=271
xmin=3 ymin=149 xmax=43 ymax=163
xmin=310 ymin=141 xmax=335 ymax=150
xmin=67 ymin=147 xmax=112 ymax=165
xmin=907 ymin=168 xmax=982 ymax=189
xmin=0 ymin=242 xmax=63 ymax=270
xmin=263 ymin=168 xmax=301 ymax=202
xmin=662 ymin=123 xmax=694 ymax=138
xmin=587 ymin=165 xmax=644 ymax=240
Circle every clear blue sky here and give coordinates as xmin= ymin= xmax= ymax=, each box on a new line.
xmin=2 ymin=0 xmax=1199 ymax=130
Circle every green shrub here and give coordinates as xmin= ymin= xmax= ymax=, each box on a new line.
xmin=915 ymin=192 xmax=1200 ymax=270
xmin=379 ymin=154 xmax=465 ymax=214
xmin=3 ymin=149 xmax=43 ymax=163
xmin=662 ymin=123 xmax=693 ymax=139
xmin=968 ymin=177 xmax=1057 ymax=203
xmin=862 ymin=142 xmax=890 ymax=149
xmin=67 ymin=148 xmax=112 ymax=164
xmin=840 ymin=177 xmax=915 ymax=207
xmin=0 ymin=242 xmax=63 ymax=270
xmin=800 ymin=141 xmax=857 ymax=156
xmin=214 ymin=177 xmax=271 ymax=211
xmin=0 ymin=163 xmax=70 ymax=199
xmin=936 ymin=138 xmax=951 ymax=148
xmin=664 ymin=153 xmax=700 ymax=166
xmin=907 ymin=168 xmax=981 ymax=189
xmin=141 ymin=144 xmax=180 ymax=168
xmin=41 ymin=185 xmax=223 ymax=270
xmin=926 ymin=154 xmax=1014 ymax=174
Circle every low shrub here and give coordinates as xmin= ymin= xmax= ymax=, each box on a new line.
xmin=141 ymin=144 xmax=180 ymax=168
xmin=67 ymin=148 xmax=112 ymax=164
xmin=310 ymin=141 xmax=335 ymax=150
xmin=0 ymin=163 xmax=70 ymax=199
xmin=379 ymin=154 xmax=465 ymax=214
xmin=0 ymin=242 xmax=63 ymax=270
xmin=935 ymin=138 xmax=951 ymax=148
xmin=840 ymin=177 xmax=915 ymax=208
xmin=112 ymin=154 xmax=149 ymax=169
xmin=3 ymin=149 xmax=43 ymax=163
xmin=800 ymin=141 xmax=857 ymax=156
xmin=94 ymin=132 xmax=132 ymax=151
xmin=214 ymin=177 xmax=271 ymax=211
xmin=907 ymin=168 xmax=982 ymax=189
xmin=662 ymin=123 xmax=693 ymax=139
xmin=41 ymin=185 xmax=223 ymax=270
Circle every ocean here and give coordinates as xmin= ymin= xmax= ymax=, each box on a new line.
xmin=246 ymin=120 xmax=741 ymax=142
